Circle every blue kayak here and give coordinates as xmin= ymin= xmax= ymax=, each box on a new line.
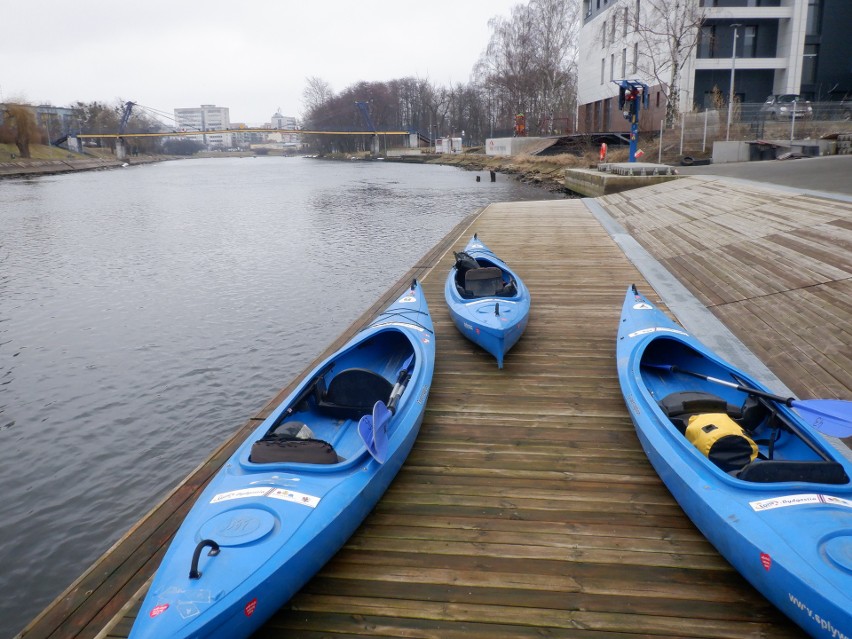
xmin=444 ymin=234 xmax=530 ymax=368
xmin=129 ymin=279 xmax=435 ymax=639
xmin=617 ymin=285 xmax=852 ymax=638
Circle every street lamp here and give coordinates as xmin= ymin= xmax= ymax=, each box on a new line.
xmin=726 ymin=23 xmax=742 ymax=141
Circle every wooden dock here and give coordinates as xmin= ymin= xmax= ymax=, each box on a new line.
xmin=19 ymin=176 xmax=852 ymax=639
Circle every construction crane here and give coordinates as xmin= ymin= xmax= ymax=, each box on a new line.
xmin=118 ymin=101 xmax=136 ymax=135
xmin=355 ymin=101 xmax=381 ymax=154
xmin=355 ymin=101 xmax=376 ymax=132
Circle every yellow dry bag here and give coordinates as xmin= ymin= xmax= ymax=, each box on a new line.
xmin=686 ymin=413 xmax=758 ymax=472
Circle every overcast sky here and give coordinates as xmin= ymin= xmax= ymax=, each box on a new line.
xmin=3 ymin=0 xmax=521 ymax=126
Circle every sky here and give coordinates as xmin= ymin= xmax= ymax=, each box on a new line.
xmin=3 ymin=0 xmax=522 ymax=127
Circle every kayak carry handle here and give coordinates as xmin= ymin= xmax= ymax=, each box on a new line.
xmin=189 ymin=539 xmax=220 ymax=579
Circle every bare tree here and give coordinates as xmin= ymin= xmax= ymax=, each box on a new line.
xmin=474 ymin=0 xmax=581 ymax=136
xmin=302 ymin=76 xmax=334 ymax=114
xmin=614 ymin=0 xmax=705 ymax=126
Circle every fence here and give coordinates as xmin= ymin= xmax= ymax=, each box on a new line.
xmin=655 ymin=101 xmax=852 ymax=159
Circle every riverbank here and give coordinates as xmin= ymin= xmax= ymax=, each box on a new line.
xmin=0 ymin=143 xmax=623 ymax=192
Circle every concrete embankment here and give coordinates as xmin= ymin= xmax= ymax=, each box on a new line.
xmin=0 ymin=155 xmax=171 ymax=178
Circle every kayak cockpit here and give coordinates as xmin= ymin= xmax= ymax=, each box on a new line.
xmin=240 ymin=330 xmax=416 ymax=472
xmin=452 ymin=251 xmax=518 ymax=299
xmin=641 ymin=337 xmax=850 ymax=486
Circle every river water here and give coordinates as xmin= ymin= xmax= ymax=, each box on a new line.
xmin=0 ymin=156 xmax=560 ymax=636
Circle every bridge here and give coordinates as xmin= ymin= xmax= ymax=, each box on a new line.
xmin=75 ymin=127 xmax=411 ymax=139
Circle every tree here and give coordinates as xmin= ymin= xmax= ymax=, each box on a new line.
xmin=0 ymin=104 xmax=41 ymax=158
xmin=302 ymin=76 xmax=334 ymax=113
xmin=614 ymin=0 xmax=706 ymax=126
xmin=474 ymin=0 xmax=581 ymax=136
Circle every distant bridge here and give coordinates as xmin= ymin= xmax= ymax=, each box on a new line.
xmin=75 ymin=128 xmax=411 ymax=139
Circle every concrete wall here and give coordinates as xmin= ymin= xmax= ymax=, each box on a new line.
xmin=485 ymin=137 xmax=549 ymax=157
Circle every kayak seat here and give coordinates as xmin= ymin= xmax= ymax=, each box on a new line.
xmin=736 ymin=460 xmax=849 ymax=484
xmin=316 ymin=368 xmax=393 ymax=420
xmin=659 ymin=391 xmax=741 ymax=433
xmin=465 ymin=267 xmax=504 ymax=297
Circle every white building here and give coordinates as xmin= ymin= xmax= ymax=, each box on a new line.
xmin=173 ymin=105 xmax=233 ymax=149
xmin=269 ymin=110 xmax=302 ymax=146
xmin=576 ymin=0 xmax=812 ymax=132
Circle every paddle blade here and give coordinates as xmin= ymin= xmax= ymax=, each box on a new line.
xmin=371 ymin=401 xmax=391 ymax=463
xmin=357 ymin=401 xmax=392 ymax=463
xmin=792 ymin=399 xmax=852 ymax=438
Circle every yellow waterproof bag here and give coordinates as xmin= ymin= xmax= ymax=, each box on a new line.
xmin=686 ymin=413 xmax=758 ymax=472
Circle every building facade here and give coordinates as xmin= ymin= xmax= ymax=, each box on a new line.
xmin=576 ymin=0 xmax=850 ymax=132
xmin=173 ymin=105 xmax=232 ymax=149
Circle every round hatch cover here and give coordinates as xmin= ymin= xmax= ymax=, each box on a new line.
xmin=199 ymin=508 xmax=276 ymax=547
xmin=823 ymin=534 xmax=852 ymax=573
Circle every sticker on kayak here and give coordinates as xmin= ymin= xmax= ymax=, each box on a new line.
xmin=149 ymin=603 xmax=169 ymax=618
xmin=633 ymin=302 xmax=653 ymax=310
xmin=760 ymin=553 xmax=772 ymax=571
xmin=749 ymin=493 xmax=852 ymax=512
xmin=398 ymin=295 xmax=417 ymax=304
xmin=211 ymin=487 xmax=320 ymax=508
xmin=627 ymin=326 xmax=689 ymax=339
xmin=244 ymin=598 xmax=258 ymax=617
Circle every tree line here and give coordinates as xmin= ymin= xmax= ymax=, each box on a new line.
xmin=302 ymin=0 xmax=581 ymax=153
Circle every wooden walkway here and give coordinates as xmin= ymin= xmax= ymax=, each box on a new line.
xmin=21 ymin=176 xmax=852 ymax=639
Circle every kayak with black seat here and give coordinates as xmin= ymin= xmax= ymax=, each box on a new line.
xmin=444 ymin=234 xmax=530 ymax=368
xmin=617 ymin=284 xmax=852 ymax=638
xmin=129 ymin=279 xmax=435 ymax=639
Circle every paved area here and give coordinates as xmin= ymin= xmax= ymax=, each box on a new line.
xmin=677 ymin=154 xmax=852 ymax=199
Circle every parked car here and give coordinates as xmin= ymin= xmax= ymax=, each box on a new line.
xmin=760 ymin=94 xmax=813 ymax=120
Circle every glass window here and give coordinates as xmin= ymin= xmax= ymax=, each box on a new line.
xmin=806 ymin=0 xmax=821 ymax=36
xmin=742 ymin=25 xmax=757 ymax=58
xmin=622 ymin=48 xmax=627 ymax=77
xmin=802 ymin=44 xmax=818 ymax=84
xmin=601 ymin=58 xmax=606 ymax=84
xmin=698 ymin=25 xmax=715 ymax=58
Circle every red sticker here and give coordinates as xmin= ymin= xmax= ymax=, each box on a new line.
xmin=149 ymin=603 xmax=169 ymax=618
xmin=244 ymin=598 xmax=258 ymax=617
xmin=760 ymin=552 xmax=772 ymax=571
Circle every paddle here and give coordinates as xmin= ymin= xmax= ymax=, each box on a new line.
xmin=358 ymin=354 xmax=416 ymax=463
xmin=644 ymin=363 xmax=852 ymax=438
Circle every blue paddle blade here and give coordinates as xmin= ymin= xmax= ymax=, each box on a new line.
xmin=793 ymin=399 xmax=852 ymax=438
xmin=371 ymin=400 xmax=391 ymax=463
xmin=357 ymin=401 xmax=392 ymax=463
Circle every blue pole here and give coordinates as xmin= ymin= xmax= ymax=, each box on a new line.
xmin=629 ymin=119 xmax=638 ymax=162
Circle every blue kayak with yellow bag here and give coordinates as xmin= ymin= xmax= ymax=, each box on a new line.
xmin=617 ymin=285 xmax=852 ymax=638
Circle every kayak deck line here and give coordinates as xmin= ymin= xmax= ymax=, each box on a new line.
xmin=19 ymin=176 xmax=851 ymax=639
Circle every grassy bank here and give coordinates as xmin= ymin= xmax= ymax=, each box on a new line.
xmin=426 ymin=148 xmax=631 ymax=192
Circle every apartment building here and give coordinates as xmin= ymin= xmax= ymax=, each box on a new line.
xmin=173 ymin=105 xmax=232 ymax=149
xmin=576 ymin=0 xmax=851 ymax=132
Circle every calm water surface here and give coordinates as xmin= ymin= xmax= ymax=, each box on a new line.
xmin=0 ymin=157 xmax=560 ymax=635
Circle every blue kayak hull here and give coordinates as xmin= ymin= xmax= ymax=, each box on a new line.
xmin=129 ymin=281 xmax=435 ymax=639
xmin=617 ymin=285 xmax=852 ymax=638
xmin=444 ymin=235 xmax=530 ymax=368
